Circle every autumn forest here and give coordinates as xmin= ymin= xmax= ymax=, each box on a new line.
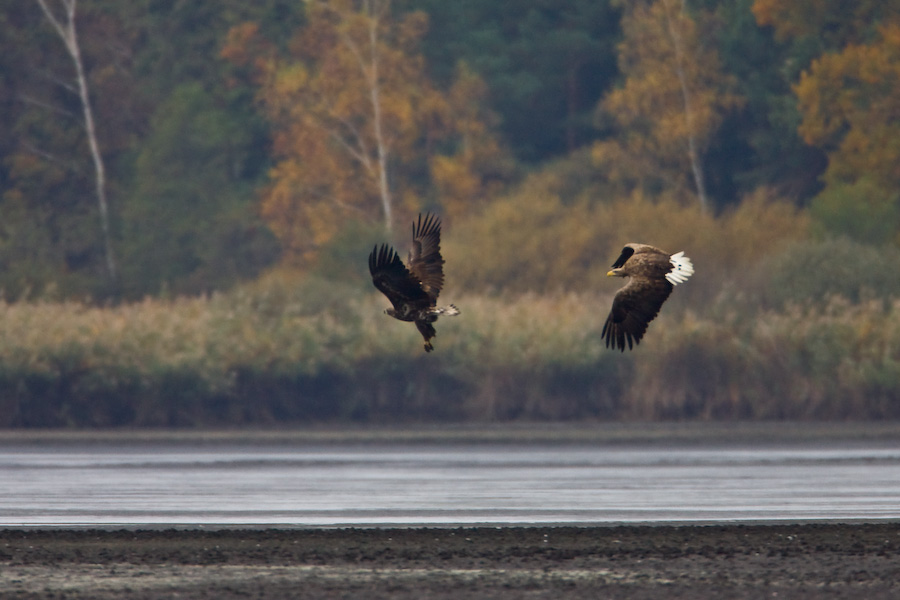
xmin=1 ymin=0 xmax=900 ymax=427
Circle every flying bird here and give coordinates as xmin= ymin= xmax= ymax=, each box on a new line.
xmin=369 ymin=213 xmax=459 ymax=352
xmin=602 ymin=243 xmax=694 ymax=351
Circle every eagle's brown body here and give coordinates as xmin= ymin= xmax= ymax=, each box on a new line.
xmin=602 ymin=243 xmax=694 ymax=351
xmin=369 ymin=213 xmax=459 ymax=352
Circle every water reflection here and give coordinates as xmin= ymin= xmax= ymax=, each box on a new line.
xmin=1 ymin=442 xmax=899 ymax=525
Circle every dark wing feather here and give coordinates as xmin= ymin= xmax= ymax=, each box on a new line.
xmin=610 ymin=245 xmax=636 ymax=269
xmin=602 ymin=277 xmax=673 ymax=351
xmin=369 ymin=244 xmax=431 ymax=310
xmin=406 ymin=213 xmax=444 ymax=302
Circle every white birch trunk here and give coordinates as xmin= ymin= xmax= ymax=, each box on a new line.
xmin=661 ymin=0 xmax=709 ymax=214
xmin=35 ymin=0 xmax=117 ymax=280
xmin=365 ymin=0 xmax=393 ymax=233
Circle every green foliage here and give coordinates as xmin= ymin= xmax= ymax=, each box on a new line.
xmin=0 ymin=0 xmax=298 ymax=300
xmin=0 ymin=0 xmax=121 ymax=299
xmin=705 ymin=0 xmax=827 ymax=204
xmin=310 ymin=220 xmax=389 ymax=286
xmin=408 ymin=0 xmax=621 ymax=161
xmin=749 ymin=238 xmax=900 ymax=309
xmin=809 ymin=178 xmax=900 ymax=245
xmin=119 ymin=83 xmax=279 ymax=297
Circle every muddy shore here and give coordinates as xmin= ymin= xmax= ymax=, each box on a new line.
xmin=2 ymin=523 xmax=899 ymax=599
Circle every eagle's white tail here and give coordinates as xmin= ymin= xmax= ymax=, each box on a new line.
xmin=432 ymin=304 xmax=460 ymax=316
xmin=666 ymin=252 xmax=694 ymax=285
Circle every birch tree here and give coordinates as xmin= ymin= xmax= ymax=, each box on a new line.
xmin=34 ymin=0 xmax=116 ymax=280
xmin=224 ymin=0 xmax=507 ymax=264
xmin=593 ymin=0 xmax=740 ymax=213
xmin=228 ymin=0 xmax=432 ymax=261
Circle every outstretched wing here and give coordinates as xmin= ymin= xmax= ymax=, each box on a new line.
xmin=369 ymin=244 xmax=431 ymax=310
xmin=602 ymin=277 xmax=673 ymax=351
xmin=406 ymin=213 xmax=445 ymax=302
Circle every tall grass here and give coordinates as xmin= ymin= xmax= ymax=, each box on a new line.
xmin=1 ymin=267 xmax=899 ymax=426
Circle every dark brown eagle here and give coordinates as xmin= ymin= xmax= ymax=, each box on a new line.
xmin=369 ymin=213 xmax=459 ymax=352
xmin=602 ymin=243 xmax=694 ymax=351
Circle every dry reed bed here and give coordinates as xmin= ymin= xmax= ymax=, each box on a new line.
xmin=0 ymin=290 xmax=898 ymax=426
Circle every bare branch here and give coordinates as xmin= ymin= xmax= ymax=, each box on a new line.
xmin=18 ymin=93 xmax=78 ymax=119
xmin=21 ymin=141 xmax=82 ymax=172
xmin=34 ymin=0 xmax=71 ymax=47
xmin=32 ymin=68 xmax=80 ymax=95
xmin=328 ymin=121 xmax=375 ymax=174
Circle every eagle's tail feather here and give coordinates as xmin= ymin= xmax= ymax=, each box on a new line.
xmin=666 ymin=252 xmax=694 ymax=285
xmin=432 ymin=304 xmax=460 ymax=317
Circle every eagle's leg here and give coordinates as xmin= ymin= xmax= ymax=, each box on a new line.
xmin=416 ymin=319 xmax=437 ymax=353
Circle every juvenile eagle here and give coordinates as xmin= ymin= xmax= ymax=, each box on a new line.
xmin=369 ymin=213 xmax=459 ymax=352
xmin=602 ymin=243 xmax=694 ymax=351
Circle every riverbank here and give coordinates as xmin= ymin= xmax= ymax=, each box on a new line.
xmin=2 ymin=523 xmax=898 ymax=599
xmin=4 ymin=420 xmax=900 ymax=446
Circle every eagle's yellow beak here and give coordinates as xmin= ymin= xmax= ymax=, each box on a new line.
xmin=606 ymin=270 xmax=615 ymax=277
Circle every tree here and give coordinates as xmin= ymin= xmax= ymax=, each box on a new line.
xmin=225 ymin=0 xmax=508 ymax=264
xmin=793 ymin=22 xmax=900 ymax=244
xmin=227 ymin=0 xmax=435 ymax=258
xmin=592 ymin=0 xmax=741 ymax=212
xmin=108 ymin=0 xmax=298 ymax=297
xmin=752 ymin=0 xmax=898 ymax=49
xmin=34 ymin=0 xmax=116 ymax=281
xmin=1 ymin=0 xmax=297 ymax=298
xmin=741 ymin=1 xmax=900 ymax=206
xmin=0 ymin=0 xmax=137 ymax=297
xmin=409 ymin=0 xmax=620 ymax=162
xmin=794 ymin=23 xmax=900 ymax=186
xmin=700 ymin=0 xmax=826 ymax=205
xmin=427 ymin=63 xmax=513 ymax=220
xmin=119 ymin=83 xmax=280 ymax=297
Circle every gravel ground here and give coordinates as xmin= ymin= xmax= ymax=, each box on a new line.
xmin=2 ymin=523 xmax=899 ymax=599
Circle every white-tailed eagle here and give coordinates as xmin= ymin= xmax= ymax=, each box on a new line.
xmin=602 ymin=243 xmax=694 ymax=351
xmin=369 ymin=213 xmax=459 ymax=352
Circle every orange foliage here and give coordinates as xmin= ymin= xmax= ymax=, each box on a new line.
xmin=223 ymin=1 xmax=509 ymax=266
xmin=430 ymin=64 xmax=513 ymax=220
xmin=795 ymin=22 xmax=900 ymax=187
xmin=752 ymin=0 xmax=897 ymax=45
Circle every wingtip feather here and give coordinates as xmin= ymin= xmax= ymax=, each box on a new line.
xmin=414 ymin=212 xmax=441 ymax=240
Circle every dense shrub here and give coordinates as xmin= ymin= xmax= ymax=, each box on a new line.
xmin=443 ymin=179 xmax=808 ymax=301
xmin=810 ymin=177 xmax=900 ymax=245
xmin=748 ymin=238 xmax=900 ymax=309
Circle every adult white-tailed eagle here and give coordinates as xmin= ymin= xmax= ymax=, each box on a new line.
xmin=369 ymin=213 xmax=459 ymax=352
xmin=602 ymin=243 xmax=694 ymax=351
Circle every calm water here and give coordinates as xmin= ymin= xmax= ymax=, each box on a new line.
xmin=1 ymin=440 xmax=899 ymax=526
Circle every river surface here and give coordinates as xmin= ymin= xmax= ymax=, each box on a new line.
xmin=1 ymin=436 xmax=899 ymax=526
